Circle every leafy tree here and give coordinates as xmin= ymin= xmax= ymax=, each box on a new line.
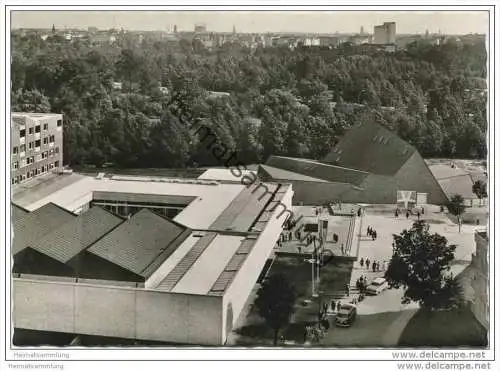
xmin=472 ymin=180 xmax=487 ymax=206
xmin=446 ymin=194 xmax=467 ymax=232
xmin=385 ymin=221 xmax=463 ymax=310
xmin=12 ymin=89 xmax=51 ymax=113
xmin=254 ymin=273 xmax=296 ymax=346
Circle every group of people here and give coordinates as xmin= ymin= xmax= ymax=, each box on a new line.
xmin=355 ymin=275 xmax=369 ymax=294
xmin=395 ymin=206 xmax=425 ymax=220
xmin=366 ymin=226 xmax=378 ymax=240
xmin=359 ymin=257 xmax=385 ymax=272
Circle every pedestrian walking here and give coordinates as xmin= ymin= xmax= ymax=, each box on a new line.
xmin=376 ymin=262 xmax=380 ymax=271
xmin=372 ymin=261 xmax=377 ymax=272
xmin=417 ymin=211 xmax=421 ymax=220
xmin=395 ymin=209 xmax=399 ymax=218
xmin=367 ymin=226 xmax=371 ymax=236
xmin=421 ymin=207 xmax=425 ymax=215
xmin=357 ymin=208 xmax=361 ymax=217
xmin=373 ymin=230 xmax=377 ymax=240
xmin=345 ymin=283 xmax=350 ymax=296
xmin=360 ymin=257 xmax=364 ymax=267
xmin=341 ymin=243 xmax=345 ymax=255
xmin=337 ymin=301 xmax=342 ymax=312
xmin=406 ymin=210 xmax=410 ymax=219
xmin=366 ymin=258 xmax=370 ymax=269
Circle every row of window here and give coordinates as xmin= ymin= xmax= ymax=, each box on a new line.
xmin=11 ymin=161 xmax=60 ymax=184
xmin=18 ymin=120 xmax=62 ymax=138
xmin=12 ymin=148 xmax=60 ymax=169
xmin=13 ymin=140 xmax=58 ymax=155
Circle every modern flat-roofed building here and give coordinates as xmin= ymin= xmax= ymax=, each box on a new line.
xmin=11 ymin=112 xmax=63 ymax=186
xmin=11 ymin=173 xmax=293 ymax=345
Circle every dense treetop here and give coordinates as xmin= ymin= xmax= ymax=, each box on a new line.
xmin=11 ymin=33 xmax=487 ymax=168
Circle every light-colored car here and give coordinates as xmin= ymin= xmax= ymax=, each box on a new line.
xmin=335 ymin=303 xmax=357 ymax=327
xmin=365 ymin=277 xmax=389 ymax=295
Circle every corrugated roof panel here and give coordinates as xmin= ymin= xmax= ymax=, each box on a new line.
xmin=210 ymin=271 xmax=234 ymax=292
xmin=156 ymin=232 xmax=217 ymax=291
xmin=225 ymin=254 xmax=247 ymax=272
xmin=236 ymin=238 xmax=256 ymax=254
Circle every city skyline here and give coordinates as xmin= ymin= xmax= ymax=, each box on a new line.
xmin=11 ymin=10 xmax=489 ymax=35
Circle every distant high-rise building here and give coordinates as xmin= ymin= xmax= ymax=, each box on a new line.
xmin=373 ymin=22 xmax=396 ymax=44
xmin=51 ymin=24 xmax=56 ymax=34
xmin=232 ymin=25 xmax=236 ymax=35
xmin=174 ymin=24 xmax=178 ymax=34
xmin=425 ymin=29 xmax=429 ymax=38
xmin=360 ymin=26 xmax=365 ymax=35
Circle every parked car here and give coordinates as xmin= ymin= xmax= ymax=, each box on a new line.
xmin=365 ymin=277 xmax=389 ymax=295
xmin=335 ymin=303 xmax=357 ymax=327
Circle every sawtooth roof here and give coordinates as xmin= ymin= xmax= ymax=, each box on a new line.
xmin=86 ymin=209 xmax=190 ymax=278
xmin=30 ymin=206 xmax=124 ymax=263
xmin=12 ymin=203 xmax=77 ymax=255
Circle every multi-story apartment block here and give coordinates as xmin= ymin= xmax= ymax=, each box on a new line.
xmin=373 ymin=22 xmax=396 ymax=45
xmin=11 ymin=112 xmax=63 ymax=186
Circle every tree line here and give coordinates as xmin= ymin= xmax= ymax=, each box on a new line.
xmin=11 ymin=33 xmax=487 ymax=168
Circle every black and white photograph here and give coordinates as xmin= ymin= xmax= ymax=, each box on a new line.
xmin=1 ymin=2 xmax=497 ymax=370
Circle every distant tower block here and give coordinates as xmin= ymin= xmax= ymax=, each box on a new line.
xmin=233 ymin=25 xmax=236 ymax=35
xmin=174 ymin=24 xmax=178 ymax=34
xmin=360 ymin=26 xmax=364 ymax=35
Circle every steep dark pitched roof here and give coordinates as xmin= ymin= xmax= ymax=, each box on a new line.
xmin=86 ymin=209 xmax=189 ymax=277
xmin=12 ymin=203 xmax=77 ymax=255
xmin=266 ymin=155 xmax=369 ymax=185
xmin=323 ymin=122 xmax=416 ymax=176
xmin=30 ymin=206 xmax=125 ymax=263
xmin=258 ymin=164 xmax=329 ymax=182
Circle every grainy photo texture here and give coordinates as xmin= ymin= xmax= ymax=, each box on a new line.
xmin=9 ymin=9 xmax=489 ymax=350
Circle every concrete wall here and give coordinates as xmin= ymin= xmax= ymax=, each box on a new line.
xmin=395 ymin=152 xmax=449 ymax=206
xmin=13 ymin=278 xmax=223 ymax=345
xmin=222 ymin=185 xmax=293 ymax=340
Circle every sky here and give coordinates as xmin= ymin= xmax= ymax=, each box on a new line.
xmin=11 ymin=10 xmax=488 ymax=35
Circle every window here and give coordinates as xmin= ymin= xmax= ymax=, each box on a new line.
xmin=41 ymin=165 xmax=46 ymax=173
xmin=42 ymin=151 xmax=48 ymax=159
xmin=35 ymin=125 xmax=41 ymax=133
xmin=27 ymin=157 xmax=34 ymax=165
xmin=20 ymin=159 xmax=26 ymax=168
xmin=43 ymin=123 xmax=49 ymax=131
xmin=27 ymin=172 xmax=32 ymax=179
xmin=12 ymin=146 xmax=18 ymax=154
xmin=12 ymin=161 xmax=18 ymax=169
xmin=20 ymin=145 xmax=26 ymax=152
xmin=49 ymin=149 xmax=54 ymax=157
xmin=12 ymin=177 xmax=17 ymax=185
xmin=57 ymin=119 xmax=62 ymax=127
xmin=35 ymin=139 xmax=41 ymax=147
xmin=49 ymin=135 xmax=55 ymax=143
xmin=20 ymin=129 xmax=26 ymax=138
xmin=43 ymin=137 xmax=49 ymax=145
xmin=29 ymin=171 xmax=34 ymax=178
xmin=55 ymin=161 xmax=60 ymax=168
xmin=55 ymin=147 xmax=59 ymax=154
xmin=29 ymin=127 xmax=34 ymax=135
xmin=28 ymin=141 xmax=34 ymax=150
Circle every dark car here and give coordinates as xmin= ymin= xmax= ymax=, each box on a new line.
xmin=335 ymin=303 xmax=357 ymax=327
